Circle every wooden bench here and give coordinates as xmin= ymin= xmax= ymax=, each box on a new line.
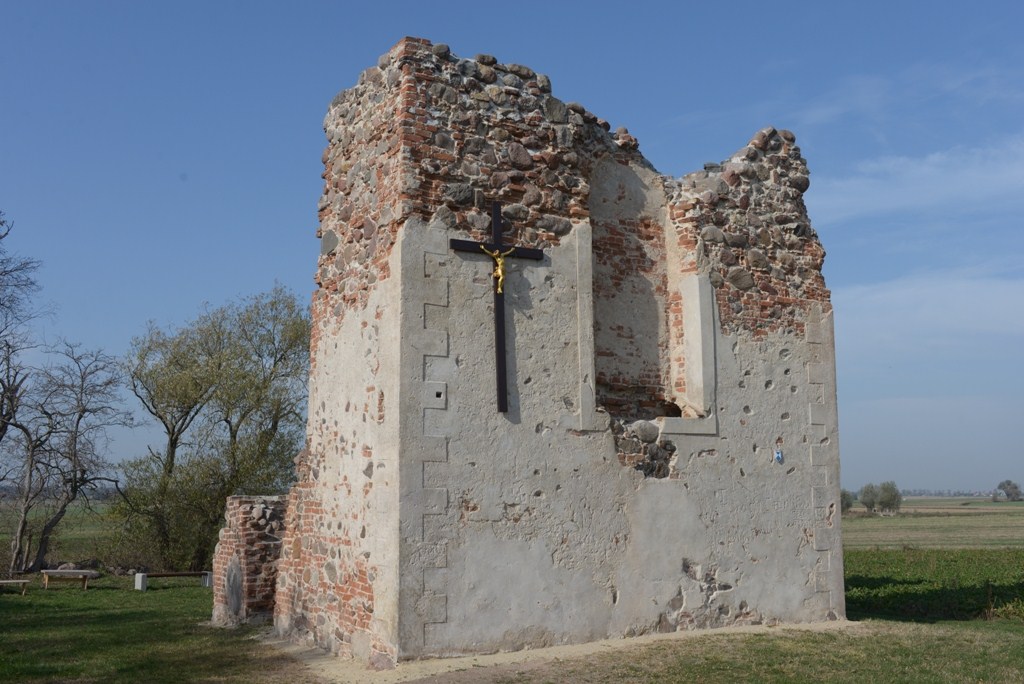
xmin=40 ymin=569 xmax=101 ymax=589
xmin=134 ymin=571 xmax=212 ymax=591
xmin=0 ymin=579 xmax=30 ymax=595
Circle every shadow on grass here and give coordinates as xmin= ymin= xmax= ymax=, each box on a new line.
xmin=844 ymin=548 xmax=1024 ymax=624
xmin=847 ymin=573 xmax=1024 ymax=622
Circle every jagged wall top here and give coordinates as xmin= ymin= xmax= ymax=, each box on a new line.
xmin=314 ymin=37 xmax=830 ymax=349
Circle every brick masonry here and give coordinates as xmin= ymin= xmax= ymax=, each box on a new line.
xmin=211 ymin=495 xmax=287 ymax=626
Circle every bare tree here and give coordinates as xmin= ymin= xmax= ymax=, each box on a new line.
xmin=0 ymin=212 xmax=41 ymax=500
xmin=1 ymin=211 xmax=131 ymax=572
xmin=3 ymin=343 xmax=131 ymax=572
xmin=0 ymin=211 xmax=40 ymax=331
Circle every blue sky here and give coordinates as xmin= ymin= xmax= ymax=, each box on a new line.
xmin=2 ymin=1 xmax=1022 ymax=491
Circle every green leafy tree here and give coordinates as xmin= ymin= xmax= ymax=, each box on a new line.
xmin=840 ymin=488 xmax=854 ymax=514
xmin=114 ymin=285 xmax=309 ymax=570
xmin=877 ymin=480 xmax=902 ymax=513
xmin=997 ymin=480 xmax=1022 ymax=502
xmin=859 ymin=483 xmax=879 ymax=513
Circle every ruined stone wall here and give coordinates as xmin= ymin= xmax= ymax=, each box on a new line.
xmin=272 ymin=37 xmax=843 ymax=667
xmin=273 ymin=40 xmax=413 ymax=668
xmin=668 ymin=127 xmax=830 ymax=338
xmin=212 ymin=496 xmax=286 ymax=626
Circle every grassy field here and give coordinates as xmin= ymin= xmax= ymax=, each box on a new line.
xmin=0 ymin=498 xmax=1022 ymax=682
xmin=0 ymin=575 xmax=318 ymax=684
xmin=0 ymin=499 xmax=118 ymax=570
xmin=842 ymin=497 xmax=1024 ymax=549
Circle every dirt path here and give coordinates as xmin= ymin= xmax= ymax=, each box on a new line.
xmin=268 ymin=620 xmax=860 ymax=684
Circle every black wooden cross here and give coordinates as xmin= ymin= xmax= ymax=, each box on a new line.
xmin=449 ymin=201 xmax=544 ymax=413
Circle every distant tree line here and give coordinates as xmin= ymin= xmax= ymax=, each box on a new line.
xmin=839 ymin=481 xmax=902 ymax=514
xmin=840 ymin=480 xmax=1023 ymax=516
xmin=902 ymin=487 xmax=1010 ymax=497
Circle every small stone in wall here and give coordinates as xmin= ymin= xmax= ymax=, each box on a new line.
xmin=506 ymin=142 xmax=533 ymax=169
xmin=701 ymin=226 xmax=725 ymax=244
xmin=726 ymin=267 xmax=755 ymax=290
xmin=506 ymin=63 xmax=535 ymax=79
xmin=544 ymin=97 xmax=568 ymax=123
xmin=725 ymin=232 xmax=748 ymax=248
xmin=629 ymin=420 xmax=660 ymax=444
xmin=431 ymin=206 xmax=457 ymax=229
xmin=747 ymin=248 xmax=769 ymax=270
xmin=321 ymin=230 xmax=339 ymax=256
xmin=478 ymin=64 xmax=497 ymax=84
xmin=501 ymin=203 xmax=529 ymax=221
xmin=788 ymin=174 xmax=810 ymax=193
xmin=536 ymin=216 xmax=572 ymax=236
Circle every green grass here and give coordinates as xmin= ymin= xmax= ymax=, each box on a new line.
xmin=845 ymin=548 xmax=1024 ymax=621
xmin=0 ymin=575 xmax=317 ymax=684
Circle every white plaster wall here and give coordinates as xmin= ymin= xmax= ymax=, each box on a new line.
xmin=613 ymin=316 xmax=843 ymax=632
xmin=392 ymin=215 xmax=842 ymax=658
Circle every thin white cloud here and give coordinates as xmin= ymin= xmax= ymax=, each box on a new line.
xmin=792 ymin=63 xmax=1024 ymax=130
xmin=796 ymin=75 xmax=894 ymax=127
xmin=902 ymin=62 xmax=1024 ymax=108
xmin=833 ymin=269 xmax=1024 ymax=359
xmin=807 ymin=134 xmax=1024 ymax=224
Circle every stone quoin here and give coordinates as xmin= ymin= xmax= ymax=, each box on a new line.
xmin=211 ymin=37 xmax=844 ymax=670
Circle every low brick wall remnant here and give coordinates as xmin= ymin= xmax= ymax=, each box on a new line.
xmin=212 ymin=495 xmax=287 ymax=626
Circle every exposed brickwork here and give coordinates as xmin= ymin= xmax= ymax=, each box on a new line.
xmin=211 ymin=495 xmax=287 ymax=626
xmin=592 ymin=214 xmax=672 ymax=419
xmin=274 ymin=435 xmax=392 ymax=665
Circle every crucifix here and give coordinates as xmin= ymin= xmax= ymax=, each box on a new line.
xmin=449 ymin=201 xmax=545 ymax=412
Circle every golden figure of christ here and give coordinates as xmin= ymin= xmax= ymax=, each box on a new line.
xmin=448 ymin=201 xmax=546 ymax=412
xmin=480 ymin=244 xmax=516 ymax=293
